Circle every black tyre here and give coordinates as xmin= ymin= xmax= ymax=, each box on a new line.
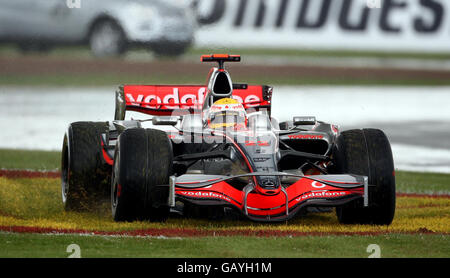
xmin=61 ymin=121 xmax=111 ymax=211
xmin=111 ymin=128 xmax=172 ymax=222
xmin=332 ymin=129 xmax=395 ymax=225
xmin=89 ymin=19 xmax=127 ymax=57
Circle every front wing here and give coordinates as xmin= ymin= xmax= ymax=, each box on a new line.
xmin=169 ymin=172 xmax=368 ymax=222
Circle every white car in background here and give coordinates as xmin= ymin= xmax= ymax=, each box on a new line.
xmin=0 ymin=0 xmax=196 ymax=57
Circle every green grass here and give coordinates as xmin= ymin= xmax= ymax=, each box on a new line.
xmin=0 ymin=149 xmax=60 ymax=170
xmin=396 ymin=171 xmax=450 ymax=195
xmin=0 ymin=232 xmax=447 ymax=258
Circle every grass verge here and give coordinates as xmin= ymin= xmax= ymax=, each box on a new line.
xmin=0 ymin=148 xmax=448 ymax=257
xmin=0 ymin=177 xmax=448 ymax=235
xmin=0 ymin=149 xmax=60 ymax=170
xmin=0 ymin=232 xmax=447 ymax=258
xmin=396 ymin=171 xmax=450 ymax=195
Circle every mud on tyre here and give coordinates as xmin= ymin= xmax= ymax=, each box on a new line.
xmin=61 ymin=121 xmax=111 ymax=211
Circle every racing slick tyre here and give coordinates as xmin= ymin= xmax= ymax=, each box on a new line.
xmin=111 ymin=128 xmax=172 ymax=222
xmin=332 ymin=129 xmax=395 ymax=225
xmin=89 ymin=19 xmax=127 ymax=57
xmin=61 ymin=122 xmax=111 ymax=211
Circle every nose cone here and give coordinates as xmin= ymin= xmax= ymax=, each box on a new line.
xmin=256 ymin=177 xmax=281 ymax=195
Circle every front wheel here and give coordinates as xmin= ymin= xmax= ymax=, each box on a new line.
xmin=111 ymin=128 xmax=172 ymax=222
xmin=332 ymin=129 xmax=396 ymax=225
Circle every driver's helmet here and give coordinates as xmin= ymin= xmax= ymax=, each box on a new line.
xmin=206 ymin=98 xmax=247 ymax=129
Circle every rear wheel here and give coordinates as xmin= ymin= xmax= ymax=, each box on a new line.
xmin=332 ymin=129 xmax=395 ymax=225
xmin=61 ymin=122 xmax=110 ymax=211
xmin=112 ymin=128 xmax=172 ymax=222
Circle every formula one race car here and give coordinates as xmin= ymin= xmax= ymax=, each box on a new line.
xmin=61 ymin=54 xmax=396 ymax=224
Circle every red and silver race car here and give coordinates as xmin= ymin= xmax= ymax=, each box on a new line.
xmin=61 ymin=54 xmax=396 ymax=224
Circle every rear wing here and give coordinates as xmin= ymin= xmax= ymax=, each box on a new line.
xmin=114 ymin=84 xmax=272 ymax=120
xmin=201 ymin=54 xmax=241 ymax=69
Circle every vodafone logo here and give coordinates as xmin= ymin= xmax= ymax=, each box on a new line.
xmin=294 ymin=191 xmax=347 ymax=202
xmin=126 ymin=87 xmax=261 ymax=110
xmin=126 ymin=87 xmax=206 ymax=110
xmin=311 ymin=181 xmax=326 ymax=189
xmin=177 ymin=190 xmax=232 ymax=202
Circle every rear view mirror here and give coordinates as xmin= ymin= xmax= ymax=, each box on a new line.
xmin=293 ymin=116 xmax=316 ymax=126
